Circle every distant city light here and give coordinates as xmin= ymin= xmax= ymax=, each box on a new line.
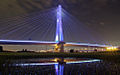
xmin=106 ymin=46 xmax=118 ymax=51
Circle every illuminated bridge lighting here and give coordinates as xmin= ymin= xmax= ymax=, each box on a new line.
xmin=0 ymin=40 xmax=56 ymax=45
xmin=55 ymin=5 xmax=64 ymax=42
xmin=0 ymin=5 xmax=117 ymax=50
xmin=66 ymin=42 xmax=112 ymax=48
xmin=0 ymin=39 xmax=113 ymax=48
xmin=0 ymin=40 xmax=55 ymax=43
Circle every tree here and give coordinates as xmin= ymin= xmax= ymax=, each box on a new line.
xmin=94 ymin=49 xmax=97 ymax=52
xmin=70 ymin=49 xmax=74 ymax=53
xmin=0 ymin=46 xmax=3 ymax=52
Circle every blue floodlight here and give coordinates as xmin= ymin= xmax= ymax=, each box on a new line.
xmin=55 ymin=5 xmax=64 ymax=42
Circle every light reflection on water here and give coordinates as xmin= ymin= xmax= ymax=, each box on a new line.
xmin=55 ymin=64 xmax=64 ymax=75
xmin=11 ymin=58 xmax=100 ymax=66
xmin=1 ymin=58 xmax=120 ymax=75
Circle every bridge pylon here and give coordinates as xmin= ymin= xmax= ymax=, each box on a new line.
xmin=55 ymin=41 xmax=65 ymax=52
xmin=55 ymin=5 xmax=65 ymax=52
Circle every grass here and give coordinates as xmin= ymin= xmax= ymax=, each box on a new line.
xmin=0 ymin=51 xmax=120 ymax=61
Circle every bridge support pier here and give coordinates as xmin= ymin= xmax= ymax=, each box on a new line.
xmin=55 ymin=41 xmax=65 ymax=52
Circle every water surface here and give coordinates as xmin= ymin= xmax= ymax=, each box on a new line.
xmin=1 ymin=58 xmax=120 ymax=75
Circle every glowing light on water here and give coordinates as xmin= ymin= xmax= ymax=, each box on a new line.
xmin=14 ymin=62 xmax=58 ymax=66
xmin=55 ymin=64 xmax=59 ymax=75
xmin=66 ymin=59 xmax=101 ymax=64
xmin=55 ymin=64 xmax=64 ymax=75
xmin=11 ymin=59 xmax=100 ymax=66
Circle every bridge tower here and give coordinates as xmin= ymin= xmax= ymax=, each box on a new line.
xmin=55 ymin=5 xmax=65 ymax=52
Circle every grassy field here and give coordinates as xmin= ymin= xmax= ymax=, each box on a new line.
xmin=0 ymin=51 xmax=120 ymax=61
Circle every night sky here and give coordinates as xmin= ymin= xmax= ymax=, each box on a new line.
xmin=0 ymin=0 xmax=120 ymax=45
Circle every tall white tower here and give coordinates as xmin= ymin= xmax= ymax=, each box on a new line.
xmin=55 ymin=5 xmax=64 ymax=42
xmin=55 ymin=5 xmax=65 ymax=52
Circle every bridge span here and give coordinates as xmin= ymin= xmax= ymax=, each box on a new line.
xmin=0 ymin=5 xmax=117 ymax=52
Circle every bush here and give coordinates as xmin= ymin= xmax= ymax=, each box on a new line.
xmin=70 ymin=49 xmax=74 ymax=53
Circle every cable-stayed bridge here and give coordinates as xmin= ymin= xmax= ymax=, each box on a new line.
xmin=0 ymin=5 xmax=114 ymax=52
